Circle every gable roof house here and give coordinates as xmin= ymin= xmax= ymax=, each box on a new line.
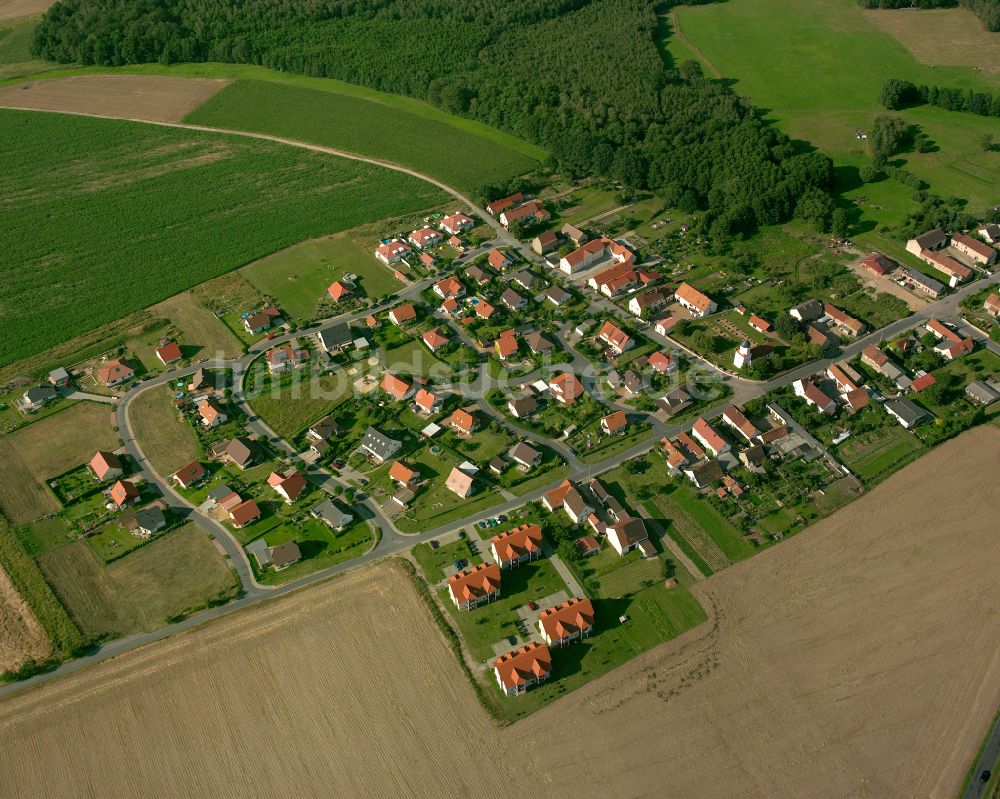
xmin=310 ymin=498 xmax=354 ymax=530
xmin=674 ymin=282 xmax=717 ymax=318
xmin=198 ymin=398 xmax=227 ymax=428
xmin=446 ymin=407 xmax=478 ymax=436
xmin=388 ymin=303 xmax=417 ymax=326
xmin=748 ymin=314 xmax=772 ymax=334
xmin=660 ymin=438 xmax=689 ymax=474
xmin=920 ymin=248 xmax=973 ymax=286
xmin=381 ymin=373 xmax=414 ymax=402
xmin=507 ymin=395 xmax=538 ymax=418
xmin=721 ymin=406 xmax=760 ymax=441
xmin=628 ymin=288 xmax=670 ymax=318
xmin=935 ymin=337 xmax=975 ymax=361
xmin=950 ymin=232 xmax=996 ymax=266
xmin=511 ymin=270 xmax=541 ymax=292
xmin=316 ymin=322 xmax=352 ymax=353
xmin=172 ymin=461 xmax=207 ymax=490
xmin=548 ymin=373 xmax=585 ymax=405
xmin=826 ymin=362 xmax=859 ymax=394
xmin=98 ymin=359 xmax=134 ymax=387
xmin=90 ymin=450 xmax=123 ymax=481
xmin=966 ymin=380 xmax=1000 ymax=405
xmin=486 ymin=192 xmax=525 ymax=216
xmin=561 ymin=223 xmax=588 ymax=246
xmin=823 ymin=303 xmax=865 ymax=338
xmin=155 ymin=341 xmax=182 ymax=365
xmin=508 ymin=442 xmax=542 ymax=469
xmin=524 ymin=331 xmax=554 ymax=355
xmin=500 ymin=287 xmax=527 ymax=311
xmin=266 ymin=343 xmax=309 ymax=374
xmin=48 ymin=367 xmax=70 ymax=388
xmin=445 ymin=466 xmax=475 ymax=498
xmin=985 ymin=293 xmax=1000 ymax=318
xmin=684 ymin=458 xmax=724 ymax=489
xmin=494 ymin=642 xmax=551 ymax=696
xmin=474 ymin=300 xmax=496 ymax=320
xmin=545 ymin=286 xmax=572 ymax=307
xmin=18 ymin=384 xmax=57 ymax=412
xmin=648 ymin=351 xmax=674 ymax=374
xmin=494 ymin=329 xmax=519 ymax=361
xmin=448 ymin=563 xmax=501 ymax=610
xmin=109 ymin=479 xmax=140 ymax=507
xmin=267 ymin=469 xmax=307 ymax=504
xmin=270 ymin=541 xmax=302 ymax=571
xmin=601 ymin=410 xmax=628 ymax=435
xmin=440 ymin=212 xmax=474 ymax=235
xmin=789 ymin=299 xmax=823 ymax=323
xmin=692 ymin=417 xmax=730 ymax=457
xmin=532 ymin=229 xmax=559 ymax=255
xmin=327 ymin=280 xmax=353 ymax=302
xmin=433 ymin=276 xmax=466 ymax=300
xmin=606 ymin=515 xmax=650 ymax=557
xmin=134 ymin=506 xmax=167 ymax=538
xmin=375 ymin=239 xmax=412 ymax=265
xmin=906 ymin=228 xmax=948 ymax=256
xmin=903 ymin=268 xmax=945 ymax=298
xmin=422 ymin=328 xmax=449 ymax=352
xmin=408 ymin=225 xmax=444 ymax=249
xmin=414 ymin=387 xmax=442 ymax=415
xmin=228 ymin=499 xmax=262 ymax=528
xmin=793 ymin=378 xmax=837 ymax=415
xmin=861 ymin=253 xmax=896 ymax=276
xmin=560 ymin=237 xmax=635 ymax=276
xmin=499 ymin=200 xmax=550 ymax=229
xmin=884 ymin=397 xmax=931 ymax=429
xmin=538 ymin=597 xmax=595 ymax=647
xmin=656 ymin=385 xmax=693 ymax=417
xmin=307 ymin=416 xmax=338 ymax=442
xmin=491 ymin=524 xmax=544 ymax=569
xmin=359 ymin=427 xmax=402 ymax=464
xmin=596 ymin=321 xmax=634 ymax=356
xmin=542 ymin=479 xmax=593 ymax=524
xmin=465 ymin=265 xmax=492 ymax=287
xmin=215 ymin=437 xmax=256 ymax=470
xmin=976 ymin=223 xmax=1000 ymax=244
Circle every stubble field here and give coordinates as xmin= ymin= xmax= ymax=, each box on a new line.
xmin=0 ymin=564 xmax=49 ymax=672
xmin=0 ymin=0 xmax=53 ymax=19
xmin=0 ymin=428 xmax=997 ymax=797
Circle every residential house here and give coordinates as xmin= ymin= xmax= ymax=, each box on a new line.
xmin=448 ymin=563 xmax=501 ymax=610
xmin=267 ymin=470 xmax=307 ymax=504
xmin=433 ymin=276 xmax=465 ymax=300
xmin=270 ymin=541 xmax=302 ymax=571
xmin=134 ymin=506 xmax=166 ymax=538
xmin=90 ymin=450 xmax=123 ymax=481
xmin=172 ymin=461 xmax=206 ymax=490
xmin=789 ymin=299 xmax=823 ymax=323
xmin=905 ymin=228 xmax=948 ymax=256
xmin=494 ymin=643 xmax=551 ymax=696
xmin=198 ymin=398 xmax=227 ymax=427
xmin=748 ymin=314 xmax=772 ymax=334
xmin=951 ymin=232 xmax=996 ymax=266
xmin=561 ymin=223 xmax=588 ymax=246
xmin=315 ymin=322 xmax=352 ymax=354
xmin=465 ymin=265 xmax=492 ymax=287
xmin=445 ymin=466 xmax=475 ymax=498
xmin=508 ymin=442 xmax=542 ymax=469
xmin=676 ymin=431 xmax=706 ymax=460
xmin=474 ymin=300 xmax=496 ymax=320
xmin=307 ymin=416 xmax=338 ymax=442
xmin=215 ymin=437 xmax=256 ymax=470
xmin=487 ymin=248 xmax=513 ymax=271
xmin=628 ymin=288 xmax=669 ymax=318
xmin=538 ymin=598 xmax=595 ymax=647
xmin=674 ymin=282 xmax=717 ymax=318
xmin=920 ymin=248 xmax=972 ymax=286
xmin=576 ymin=535 xmax=601 ymax=558
xmin=660 ymin=438 xmax=689 ymax=474
xmin=524 ymin=331 xmax=554 ymax=355
xmin=446 ymin=407 xmax=478 ymax=436
xmin=740 ymin=444 xmax=768 ymax=473
xmin=359 ymin=427 xmax=402 ymax=464
xmin=588 ymin=263 xmax=639 ymax=297
xmin=647 ymin=351 xmax=674 ymax=375
xmin=885 ymin=397 xmax=931 ymax=429
xmin=499 ymin=200 xmax=550 ymax=229
xmin=155 ymin=341 xmax=182 ymax=365
xmin=381 ymin=373 xmax=414 ymax=402
xmin=806 ymin=325 xmax=838 ymax=352
xmin=936 ymin=337 xmax=974 ymax=361
xmin=966 ymin=380 xmax=1000 ymax=405
xmin=18 ymin=384 xmax=57 ymax=412
xmin=824 ymin=303 xmax=865 ymax=338
xmin=494 ymin=329 xmax=518 ymax=361
xmin=440 ymin=297 xmax=460 ymax=317
xmin=327 ymin=281 xmax=353 ymax=302
xmin=975 ymin=224 xmax=1000 ymax=244
xmin=187 ymin=368 xmax=210 ymax=393
xmin=408 ymin=226 xmax=443 ymax=249
xmin=243 ymin=311 xmax=274 ymax=335
xmin=266 ymin=343 xmax=309 ymax=374
xmin=489 ymin=456 xmax=507 ymax=475
xmin=656 ymin=385 xmax=693 ymax=418
xmin=389 ymin=304 xmax=416 ymax=326
xmin=793 ymin=378 xmax=837 ymax=415
xmin=532 ymin=230 xmax=559 ymax=255
xmin=926 ymin=319 xmax=962 ymax=343
xmin=511 ymin=271 xmax=540 ymax=292
xmin=310 ymin=498 xmax=354 ymax=531
xmin=508 ymin=395 xmax=538 ymax=418
xmin=420 ymin=252 xmax=437 ymax=269
xmin=545 ymin=286 xmax=571 ymax=307
xmin=684 ymin=459 xmax=724 ymax=489
xmin=911 ymin=373 xmax=936 ymax=393
xmin=721 ymin=406 xmax=760 ymax=441
xmin=109 ymin=479 xmax=139 ymax=507
xmin=622 ymin=370 xmax=643 ymax=397
xmin=903 ymin=268 xmax=944 ymax=298
xmin=601 ymin=410 xmax=628 ymax=435
xmin=208 ymin=484 xmax=242 ymax=511
xmin=561 ymin=237 xmax=635 ymax=276
xmin=98 ymin=359 xmax=134 ymax=387
xmin=486 ymin=192 xmax=525 ymax=216
xmin=549 ymin=373 xmax=585 ymax=405
xmin=422 ymin=329 xmax=449 ymax=352
xmin=606 ymin=515 xmax=649 ymax=556
xmin=654 ymin=316 xmax=680 ymax=336
xmin=414 ymin=388 xmax=441 ymax=415
xmin=983 ymin=293 xmax=1000 ymax=318
xmin=228 ymin=499 xmax=261 ymax=528
xmin=375 ymin=239 xmax=412 ymax=265
xmin=826 ymin=362 xmax=859 ymax=394
xmin=845 ymin=387 xmax=871 ymax=413
xmin=440 ymin=212 xmax=474 ymax=235
xmin=861 ymin=253 xmax=896 ymax=276
xmin=542 ymin=479 xmax=592 ymax=524
xmin=48 ymin=367 xmax=70 ymax=388
xmin=500 ymin=287 xmax=527 ymax=311
xmin=596 ymin=321 xmax=634 ymax=356
xmin=490 ymin=524 xmax=543 ymax=568
xmin=692 ymin=417 xmax=730 ymax=457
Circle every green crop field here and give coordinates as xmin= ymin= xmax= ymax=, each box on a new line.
xmin=185 ymin=79 xmax=540 ymax=192
xmin=1 ymin=109 xmax=444 ymax=367
xmin=242 ymin=233 xmax=400 ymax=320
xmin=666 ymin=0 xmax=1000 ymax=234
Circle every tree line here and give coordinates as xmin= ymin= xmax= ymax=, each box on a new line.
xmin=32 ymin=0 xmax=837 ymax=240
xmin=880 ymin=77 xmax=1000 ymax=119
xmin=858 ymin=0 xmax=1000 ymax=31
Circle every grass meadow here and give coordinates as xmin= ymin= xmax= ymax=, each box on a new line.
xmin=666 ymin=0 xmax=1000 ymax=241
xmin=1 ymin=109 xmax=445 ymax=367
xmin=185 ymin=79 xmax=540 ymax=192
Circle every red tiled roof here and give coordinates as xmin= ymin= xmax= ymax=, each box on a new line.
xmin=90 ymin=450 xmax=121 ymax=479
xmin=423 ymin=329 xmax=449 ymax=350
xmin=447 ymin=407 xmax=476 ymax=435
xmin=597 ymin=320 xmax=632 ymax=352
xmin=109 ymin=479 xmax=139 ymax=507
xmin=475 ymin=301 xmax=496 ymax=319
xmin=327 ymin=281 xmax=352 ymax=301
xmin=414 ymin=388 xmax=438 ymax=413
xmin=862 ymin=345 xmax=889 ymax=367
xmin=488 ymin=249 xmax=511 ymax=270
xmin=693 ymin=417 xmax=727 ymax=454
xmin=486 ymin=192 xmax=524 ymax=214
xmin=156 ymin=341 xmax=182 ymax=363
xmin=389 ymin=461 xmax=416 ymax=485
xmin=748 ymin=314 xmax=771 ymax=333
xmin=228 ymin=499 xmax=261 ymax=526
xmin=491 ymin=524 xmax=543 ymax=563
xmin=381 ymin=373 xmax=412 ymax=401
xmin=926 ymin=319 xmax=962 ymax=343
xmin=674 ymin=282 xmax=714 ymax=314
xmin=549 ymin=373 xmax=584 ymax=403
xmin=495 ymin=329 xmax=519 ymax=358
xmin=448 ymin=563 xmax=500 ymax=602
xmin=390 ymin=304 xmax=416 ymax=324
xmin=493 ymin=642 xmax=551 ymax=690
xmin=823 ymin=303 xmax=863 ymax=335
xmin=268 ymin=470 xmax=306 ymax=502
xmin=538 ymin=597 xmax=594 ymax=642
xmin=602 ymin=410 xmax=627 ymax=433
xmin=861 ymin=253 xmax=896 ymax=275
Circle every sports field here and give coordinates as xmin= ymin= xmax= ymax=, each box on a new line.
xmin=1 ymin=109 xmax=445 ymax=366
xmin=667 ymin=0 xmax=1000 ymax=231
xmin=185 ymin=79 xmax=540 ymax=192
xmin=241 ymin=233 xmax=398 ymax=320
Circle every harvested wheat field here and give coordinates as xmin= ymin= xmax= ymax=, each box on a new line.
xmin=150 ymin=292 xmax=242 ymax=359
xmin=518 ymin=425 xmax=1000 ymax=798
xmin=0 ymin=561 xmax=531 ymax=799
xmin=0 ymin=439 xmax=57 ymax=523
xmin=0 ymin=75 xmax=230 ymax=122
xmin=128 ymin=387 xmax=199 ymax=478
xmin=864 ymin=7 xmax=1000 ymax=74
xmin=0 ymin=0 xmax=53 ymax=19
xmin=6 ymin=401 xmax=118 ymax=482
xmin=0 ymin=565 xmax=49 ymax=672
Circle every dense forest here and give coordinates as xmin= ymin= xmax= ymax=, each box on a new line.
xmin=32 ymin=0 xmax=838 ymax=240
xmin=857 ymin=0 xmax=1000 ymax=31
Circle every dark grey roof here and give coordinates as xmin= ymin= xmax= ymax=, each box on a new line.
xmin=309 ymin=415 xmax=338 ymax=439
xmin=135 ymin=506 xmax=166 ymax=531
xmin=209 ymin=483 xmax=235 ymax=501
xmin=686 ymin=459 xmax=724 ymax=485
xmin=508 ymin=442 xmax=540 ymax=465
xmin=316 ymin=322 xmax=352 ymax=351
xmin=885 ymin=398 xmax=931 ymax=427
xmin=25 ymin=385 xmax=57 ymax=403
xmin=914 ymin=228 xmax=948 ymax=249
xmin=508 ymin=396 xmax=538 ymax=415
xmin=790 ymin=299 xmax=823 ymax=321
xmin=511 ymin=270 xmax=539 ymax=290
xmin=904 ymin=268 xmax=944 ymax=295
xmin=500 ymin=287 xmax=525 ymax=308
xmin=360 ymin=427 xmax=401 ymax=460
xmin=546 ymin=286 xmax=571 ymax=304
xmin=270 ymin=541 xmax=302 ymax=569
xmin=966 ymin=380 xmax=1000 ymax=404
xmin=489 ymin=456 xmax=508 ymax=472
xmin=311 ymin=498 xmax=353 ymax=528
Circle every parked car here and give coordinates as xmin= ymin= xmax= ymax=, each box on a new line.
xmin=453 ymin=559 xmax=467 ymax=571
xmin=429 ymin=540 xmax=439 ymax=549
xmin=528 ymin=601 xmax=538 ymax=611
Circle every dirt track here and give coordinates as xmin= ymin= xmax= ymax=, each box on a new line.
xmin=0 ymin=428 xmax=997 ymax=797
xmin=0 ymin=565 xmax=49 ymax=673
xmin=0 ymin=75 xmax=229 ymax=122
xmin=519 ymin=425 xmax=1000 ymax=798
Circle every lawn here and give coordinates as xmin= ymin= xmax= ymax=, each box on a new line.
xmin=129 ymin=386 xmax=200 ymax=477
xmin=12 ymin=517 xmax=75 ymax=558
xmin=242 ymin=232 xmax=400 ymax=320
xmin=247 ymin=370 xmax=353 ymax=441
xmin=1 ymin=109 xmax=445 ymax=366
xmin=150 ymin=292 xmax=243 ymax=360
xmin=254 ymin=518 xmax=375 ymax=585
xmin=667 ymin=0 xmax=1000 ymax=231
xmin=36 ymin=523 xmax=239 ymax=640
xmin=411 ymin=537 xmax=482 ymax=583
xmin=576 ymin=423 xmax=654 ymax=464
xmin=383 ymin=339 xmax=447 ymax=379
xmin=185 ymin=78 xmax=540 ymax=192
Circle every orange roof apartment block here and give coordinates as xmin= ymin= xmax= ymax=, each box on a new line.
xmin=537 ymin=597 xmax=595 ymax=647
xmin=490 ymin=524 xmax=543 ymax=568
xmin=448 ymin=563 xmax=501 ymax=610
xmin=494 ymin=642 xmax=552 ymax=695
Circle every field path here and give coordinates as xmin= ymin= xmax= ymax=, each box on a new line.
xmin=668 ymin=8 xmax=722 ymax=78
